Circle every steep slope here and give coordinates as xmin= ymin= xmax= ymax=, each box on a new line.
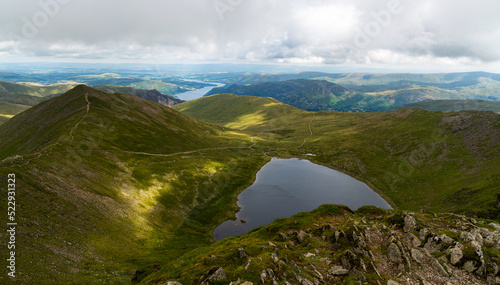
xmin=142 ymin=205 xmax=500 ymax=284
xmin=397 ymin=100 xmax=500 ymax=113
xmin=0 ymin=86 xmax=267 ymax=284
xmin=94 ymin=85 xmax=184 ymax=106
xmin=175 ymin=95 xmax=500 ymax=219
xmin=206 ymin=79 xmax=352 ymax=111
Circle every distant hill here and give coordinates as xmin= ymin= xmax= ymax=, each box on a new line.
xmin=397 ymin=99 xmax=500 ymax=113
xmin=94 ymin=85 xmax=184 ymax=106
xmin=206 ymin=79 xmax=355 ymax=111
xmin=204 ymin=73 xmax=500 ymax=112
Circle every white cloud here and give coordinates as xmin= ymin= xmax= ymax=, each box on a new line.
xmin=0 ymin=0 xmax=499 ymax=71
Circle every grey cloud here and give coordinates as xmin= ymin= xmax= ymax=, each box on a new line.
xmin=0 ymin=0 xmax=499 ymax=68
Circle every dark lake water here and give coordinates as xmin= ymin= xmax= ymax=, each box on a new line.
xmin=213 ymin=158 xmax=391 ymax=241
xmin=174 ymin=79 xmax=225 ymax=101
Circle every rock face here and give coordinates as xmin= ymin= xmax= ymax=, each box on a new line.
xmin=159 ymin=207 xmax=500 ymax=285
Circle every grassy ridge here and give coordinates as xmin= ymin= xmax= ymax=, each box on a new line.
xmin=174 ymin=94 xmax=500 ymax=219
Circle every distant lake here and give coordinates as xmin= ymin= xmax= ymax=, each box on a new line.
xmin=174 ymin=79 xmax=225 ymax=101
xmin=214 ymin=158 xmax=391 ymax=241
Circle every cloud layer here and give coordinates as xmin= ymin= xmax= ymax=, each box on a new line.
xmin=1 ymin=0 xmax=499 ymax=70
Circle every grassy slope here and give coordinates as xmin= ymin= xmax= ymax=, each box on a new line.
xmin=174 ymin=94 xmax=500 ymax=219
xmin=0 ymin=86 xmax=268 ymax=284
xmin=398 ymin=99 xmax=500 ymax=113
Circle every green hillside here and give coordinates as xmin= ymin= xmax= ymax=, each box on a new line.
xmin=175 ymin=94 xmax=500 ymax=219
xmin=0 ymin=86 xmax=267 ymax=284
xmin=398 ymin=99 xmax=500 ymax=113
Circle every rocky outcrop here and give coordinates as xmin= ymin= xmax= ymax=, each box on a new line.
xmin=166 ymin=207 xmax=500 ymax=285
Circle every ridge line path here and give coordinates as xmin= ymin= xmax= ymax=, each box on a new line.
xmin=20 ymin=93 xmax=90 ymax=166
xmin=69 ymin=92 xmax=90 ymax=142
xmin=299 ymin=113 xmax=315 ymax=148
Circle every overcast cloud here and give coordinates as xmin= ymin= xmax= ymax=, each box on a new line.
xmin=1 ymin=0 xmax=499 ymax=71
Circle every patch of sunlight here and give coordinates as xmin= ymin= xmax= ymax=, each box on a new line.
xmin=118 ymin=177 xmax=174 ymax=239
xmin=202 ymin=161 xmax=225 ymax=176
xmin=227 ymin=113 xmax=265 ymax=130
xmin=0 ymin=114 xmax=14 ymax=118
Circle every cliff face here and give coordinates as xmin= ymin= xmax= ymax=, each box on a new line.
xmin=143 ymin=205 xmax=500 ymax=285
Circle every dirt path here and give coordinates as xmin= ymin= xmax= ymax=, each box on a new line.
xmin=69 ymin=93 xmax=90 ymax=142
xmin=299 ymin=113 xmax=315 ymax=148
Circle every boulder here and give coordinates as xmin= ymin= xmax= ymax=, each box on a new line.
xmin=447 ymin=246 xmax=463 ymax=265
xmin=165 ymin=282 xmax=183 ymax=285
xmin=207 ymin=267 xmax=226 ymax=283
xmin=404 ymin=232 xmax=421 ymax=248
xmin=297 ymin=230 xmax=307 ymax=243
xmin=463 ymin=261 xmax=477 ymax=273
xmin=403 ymin=215 xmax=418 ymax=233
xmin=410 ymin=248 xmax=424 ymax=264
xmin=329 ymin=266 xmax=349 ymax=275
xmin=387 ymin=243 xmax=402 ymax=263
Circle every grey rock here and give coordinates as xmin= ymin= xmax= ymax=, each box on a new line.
xmin=260 ymin=270 xmax=267 ymax=284
xmin=329 ymin=266 xmax=349 ymax=275
xmin=431 ymin=258 xmax=449 ymax=277
xmin=238 ymin=248 xmax=247 ymax=259
xmin=297 ymin=277 xmax=314 ymax=285
xmin=244 ymin=259 xmax=251 ymax=270
xmin=387 ymin=280 xmax=401 ymax=285
xmin=403 ymin=214 xmax=418 ymax=233
xmin=165 ymin=282 xmax=183 ymax=285
xmin=297 ymin=230 xmax=307 ymax=243
xmin=404 ymin=232 xmax=421 ymax=248
xmin=279 ymin=232 xmax=287 ymax=240
xmin=447 ymin=246 xmax=463 ymax=265
xmin=320 ymin=257 xmax=332 ymax=266
xmin=266 ymin=268 xmax=275 ymax=279
xmin=241 ymin=282 xmax=254 ymax=285
xmin=271 ymin=252 xmax=279 ymax=263
xmin=489 ymin=222 xmax=500 ymax=232
xmin=207 ymin=267 xmax=226 ymax=282
xmin=419 ymin=228 xmax=429 ymax=240
xmin=387 ymin=243 xmax=402 ymax=263
xmin=463 ymin=261 xmax=477 ymax=273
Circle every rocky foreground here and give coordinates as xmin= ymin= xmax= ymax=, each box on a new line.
xmin=144 ymin=205 xmax=500 ymax=285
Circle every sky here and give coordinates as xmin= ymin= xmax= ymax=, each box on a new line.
xmin=1 ymin=0 xmax=500 ymax=73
